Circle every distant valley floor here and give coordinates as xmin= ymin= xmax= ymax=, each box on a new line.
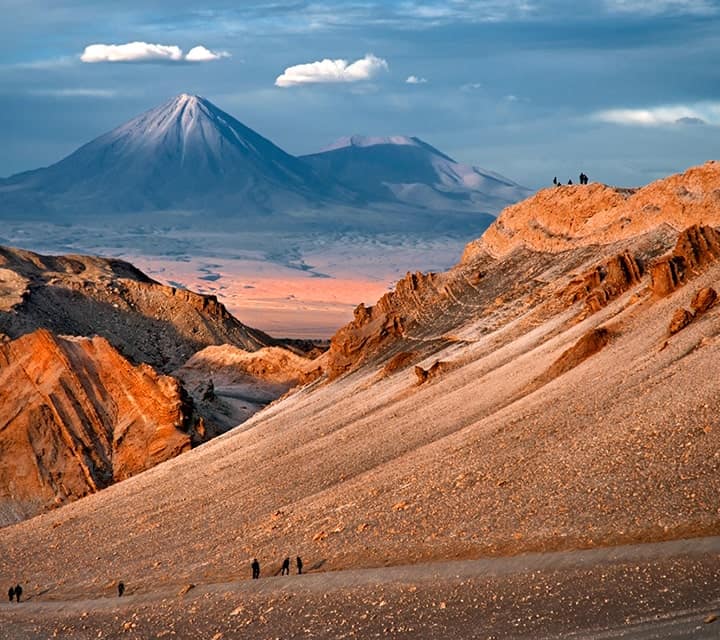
xmin=0 ymin=221 xmax=470 ymax=338
xmin=1 ymin=537 xmax=719 ymax=639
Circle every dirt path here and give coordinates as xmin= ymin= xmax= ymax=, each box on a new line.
xmin=2 ymin=537 xmax=719 ymax=639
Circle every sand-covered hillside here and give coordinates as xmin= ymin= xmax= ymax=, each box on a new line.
xmin=2 ymin=162 xmax=720 ymax=609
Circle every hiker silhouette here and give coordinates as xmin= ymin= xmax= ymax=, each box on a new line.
xmin=14 ymin=585 xmax=22 ymax=603
xmin=7 ymin=586 xmax=14 ymax=602
xmin=281 ymin=558 xmax=290 ymax=576
xmin=296 ymin=556 xmax=303 ymax=575
xmin=251 ymin=558 xmax=260 ymax=579
xmin=552 ymin=176 xmax=558 ymax=185
xmin=118 ymin=582 xmax=125 ymax=597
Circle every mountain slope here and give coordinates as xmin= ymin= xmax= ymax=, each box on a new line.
xmin=301 ymin=135 xmax=531 ymax=214
xmin=0 ymin=94 xmax=349 ymax=217
xmin=2 ymin=163 xmax=720 ymax=599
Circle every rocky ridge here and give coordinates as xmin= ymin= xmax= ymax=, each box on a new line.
xmin=0 ymin=245 xmax=274 ymax=372
xmin=326 ymin=162 xmax=720 ymax=378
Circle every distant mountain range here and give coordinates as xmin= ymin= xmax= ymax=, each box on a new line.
xmin=0 ymin=94 xmax=531 ymax=232
xmin=301 ymin=135 xmax=529 ymax=213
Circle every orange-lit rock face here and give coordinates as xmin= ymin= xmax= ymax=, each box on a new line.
xmin=0 ymin=330 xmax=203 ymax=525
xmin=650 ymin=225 xmax=720 ymax=297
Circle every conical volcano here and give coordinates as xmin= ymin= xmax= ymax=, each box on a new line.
xmin=0 ymin=94 xmax=348 ymax=217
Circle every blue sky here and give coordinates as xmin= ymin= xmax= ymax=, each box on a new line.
xmin=1 ymin=0 xmax=719 ymax=188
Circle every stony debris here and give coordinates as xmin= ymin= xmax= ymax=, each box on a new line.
xmin=668 ymin=308 xmax=694 ymax=335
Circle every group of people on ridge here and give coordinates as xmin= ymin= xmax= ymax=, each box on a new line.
xmin=252 ymin=556 xmax=303 ymax=579
xmin=553 ymin=172 xmax=589 ymax=186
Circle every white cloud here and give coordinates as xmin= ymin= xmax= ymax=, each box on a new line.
xmin=80 ymin=42 xmax=230 ymax=63
xmin=185 ymin=45 xmax=230 ymax=62
xmin=604 ymin=0 xmax=719 ymax=15
xmin=275 ymin=53 xmax=389 ymax=88
xmin=593 ymin=103 xmax=720 ymax=126
xmin=406 ymin=75 xmax=428 ymax=84
xmin=460 ymin=82 xmax=483 ymax=92
xmin=81 ymin=42 xmax=183 ymax=63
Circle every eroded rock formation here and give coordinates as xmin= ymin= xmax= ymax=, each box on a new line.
xmin=650 ymin=225 xmax=720 ymax=296
xmin=563 ymin=252 xmax=643 ymax=316
xmin=327 ymin=271 xmax=445 ymax=378
xmin=467 ymin=161 xmax=720 ymax=259
xmin=174 ymin=344 xmax=323 ymax=431
xmin=0 ymin=330 xmax=206 ymax=525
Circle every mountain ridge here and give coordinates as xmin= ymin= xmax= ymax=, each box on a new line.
xmin=0 ymin=94 xmax=529 ymax=228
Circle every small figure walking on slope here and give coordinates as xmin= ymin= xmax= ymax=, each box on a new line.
xmin=280 ymin=557 xmax=291 ymax=576
xmin=296 ymin=556 xmax=303 ymax=575
xmin=251 ymin=558 xmax=261 ymax=580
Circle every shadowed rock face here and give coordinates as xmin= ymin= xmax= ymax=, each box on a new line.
xmin=0 ymin=245 xmax=274 ymax=372
xmin=0 ymin=330 xmax=206 ymax=526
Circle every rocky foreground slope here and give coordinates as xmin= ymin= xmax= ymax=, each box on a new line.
xmin=2 ymin=162 xmax=720 ymax=599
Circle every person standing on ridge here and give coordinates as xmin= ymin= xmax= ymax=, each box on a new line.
xmin=118 ymin=581 xmax=125 ymax=597
xmin=296 ymin=556 xmax=303 ymax=575
xmin=280 ymin=557 xmax=291 ymax=576
xmin=251 ymin=558 xmax=260 ymax=579
xmin=7 ymin=586 xmax=14 ymax=602
xmin=14 ymin=584 xmax=22 ymax=603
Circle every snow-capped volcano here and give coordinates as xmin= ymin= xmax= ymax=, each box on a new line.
xmin=301 ymin=135 xmax=531 ymax=213
xmin=0 ymin=94 xmax=348 ymax=216
xmin=0 ymin=96 xmax=531 ymax=232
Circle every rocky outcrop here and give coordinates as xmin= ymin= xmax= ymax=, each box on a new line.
xmin=668 ymin=308 xmax=693 ymax=335
xmin=414 ymin=360 xmax=454 ymax=385
xmin=650 ymin=226 xmax=720 ymax=296
xmin=563 ymin=252 xmax=643 ymax=315
xmin=691 ymin=287 xmax=718 ymax=314
xmin=381 ymin=351 xmax=419 ymax=377
xmin=174 ymin=344 xmax=323 ymax=432
xmin=0 ymin=330 xmax=206 ymax=525
xmin=666 ymin=286 xmax=718 ymax=336
xmin=327 ymin=271 xmax=444 ymax=378
xmin=534 ymin=327 xmax=612 ymax=388
xmin=0 ymin=246 xmax=274 ymax=372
